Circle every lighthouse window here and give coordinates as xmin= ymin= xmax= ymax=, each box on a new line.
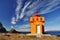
xmin=40 ymin=18 xmax=42 ymax=20
xmin=32 ymin=18 xmax=34 ymax=21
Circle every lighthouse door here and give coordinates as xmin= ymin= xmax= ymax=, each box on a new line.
xmin=37 ymin=25 xmax=40 ymax=34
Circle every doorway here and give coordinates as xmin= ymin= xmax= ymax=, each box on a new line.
xmin=36 ymin=25 xmax=40 ymax=34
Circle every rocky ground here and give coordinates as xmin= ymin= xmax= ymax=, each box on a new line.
xmin=0 ymin=33 xmax=60 ymax=40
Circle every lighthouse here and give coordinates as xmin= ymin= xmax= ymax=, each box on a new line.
xmin=30 ymin=13 xmax=45 ymax=35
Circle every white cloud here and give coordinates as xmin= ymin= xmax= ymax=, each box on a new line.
xmin=27 ymin=0 xmax=39 ymax=9
xmin=45 ymin=25 xmax=60 ymax=31
xmin=23 ymin=18 xmax=29 ymax=22
xmin=40 ymin=0 xmax=60 ymax=14
xmin=16 ymin=0 xmax=22 ymax=12
xmin=11 ymin=25 xmax=14 ymax=28
xmin=10 ymin=0 xmax=60 ymax=32
xmin=26 ymin=1 xmax=43 ymax=16
xmin=15 ymin=0 xmax=60 ymax=21
xmin=11 ymin=17 xmax=16 ymax=24
xmin=15 ymin=24 xmax=30 ymax=32
xmin=23 ymin=0 xmax=60 ymax=17
xmin=45 ymin=16 xmax=60 ymax=31
xmin=15 ymin=16 xmax=60 ymax=32
xmin=20 ymin=1 xmax=31 ymax=19
xmin=15 ymin=0 xmax=22 ymax=21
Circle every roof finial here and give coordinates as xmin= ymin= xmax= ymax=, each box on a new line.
xmin=34 ymin=13 xmax=40 ymax=16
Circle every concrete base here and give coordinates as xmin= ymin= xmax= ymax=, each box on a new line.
xmin=26 ymin=34 xmax=56 ymax=37
xmin=26 ymin=34 xmax=42 ymax=37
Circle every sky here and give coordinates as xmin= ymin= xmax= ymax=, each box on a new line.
xmin=0 ymin=0 xmax=60 ymax=32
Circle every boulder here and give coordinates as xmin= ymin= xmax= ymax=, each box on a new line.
xmin=0 ymin=22 xmax=7 ymax=33
xmin=9 ymin=28 xmax=19 ymax=33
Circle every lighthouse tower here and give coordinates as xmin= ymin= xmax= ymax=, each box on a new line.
xmin=30 ymin=13 xmax=45 ymax=35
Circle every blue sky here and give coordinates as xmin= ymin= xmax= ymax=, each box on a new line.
xmin=0 ymin=0 xmax=60 ymax=32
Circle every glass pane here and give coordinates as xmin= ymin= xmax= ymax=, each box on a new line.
xmin=40 ymin=18 xmax=42 ymax=20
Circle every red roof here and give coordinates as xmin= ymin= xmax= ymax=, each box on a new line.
xmin=34 ymin=13 xmax=40 ymax=16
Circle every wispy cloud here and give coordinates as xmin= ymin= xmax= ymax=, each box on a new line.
xmin=27 ymin=0 xmax=39 ymax=9
xmin=15 ymin=0 xmax=60 ymax=20
xmin=10 ymin=0 xmax=60 ymax=31
xmin=45 ymin=16 xmax=60 ymax=31
xmin=11 ymin=17 xmax=16 ymax=24
xmin=40 ymin=0 xmax=60 ymax=14
xmin=15 ymin=24 xmax=30 ymax=32
xmin=14 ymin=16 xmax=60 ymax=32
xmin=20 ymin=1 xmax=31 ymax=19
xmin=11 ymin=17 xmax=16 ymax=29
xmin=45 ymin=25 xmax=60 ymax=31
xmin=15 ymin=0 xmax=22 ymax=21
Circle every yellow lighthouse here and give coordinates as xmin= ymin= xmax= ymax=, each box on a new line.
xmin=30 ymin=13 xmax=45 ymax=35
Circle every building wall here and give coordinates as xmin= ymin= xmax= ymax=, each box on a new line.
xmin=30 ymin=14 xmax=45 ymax=35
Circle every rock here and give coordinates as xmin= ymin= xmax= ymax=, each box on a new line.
xmin=9 ymin=28 xmax=19 ymax=33
xmin=0 ymin=22 xmax=7 ymax=33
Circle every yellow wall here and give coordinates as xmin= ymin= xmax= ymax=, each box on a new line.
xmin=30 ymin=14 xmax=45 ymax=35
